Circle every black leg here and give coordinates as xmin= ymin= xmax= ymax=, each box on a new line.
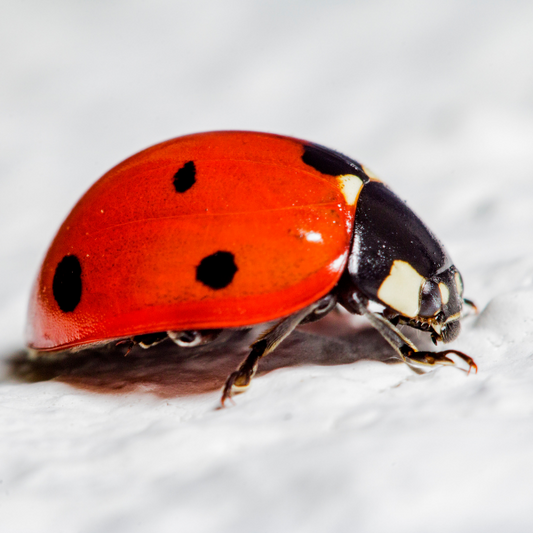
xmin=344 ymin=292 xmax=477 ymax=374
xmin=221 ymin=295 xmax=335 ymax=405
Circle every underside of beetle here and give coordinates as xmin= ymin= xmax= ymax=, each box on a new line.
xmin=121 ymin=276 xmax=477 ymax=406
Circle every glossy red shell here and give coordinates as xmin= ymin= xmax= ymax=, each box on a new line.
xmin=27 ymin=131 xmax=360 ymax=352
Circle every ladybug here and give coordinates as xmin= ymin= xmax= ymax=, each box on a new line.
xmin=26 ymin=131 xmax=476 ymax=404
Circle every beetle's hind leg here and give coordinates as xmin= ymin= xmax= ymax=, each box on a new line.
xmin=221 ymin=295 xmax=336 ymax=406
xmin=133 ymin=332 xmax=168 ymax=349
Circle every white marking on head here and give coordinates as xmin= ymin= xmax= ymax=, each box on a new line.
xmin=336 ymin=175 xmax=363 ymax=205
xmin=377 ymin=260 xmax=425 ymax=318
xmin=304 ymin=231 xmax=323 ymax=243
xmin=439 ymin=282 xmax=450 ymax=305
xmin=454 ymin=272 xmax=463 ymax=295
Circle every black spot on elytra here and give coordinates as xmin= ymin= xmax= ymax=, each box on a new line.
xmin=196 ymin=251 xmax=238 ymax=290
xmin=173 ymin=161 xmax=196 ymax=193
xmin=53 ymin=255 xmax=82 ymax=312
xmin=302 ymin=143 xmax=368 ymax=182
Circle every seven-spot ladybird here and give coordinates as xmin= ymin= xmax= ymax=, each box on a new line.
xmin=26 ymin=131 xmax=476 ymax=404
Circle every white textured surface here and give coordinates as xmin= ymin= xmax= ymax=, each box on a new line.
xmin=2 ymin=1 xmax=533 ymax=532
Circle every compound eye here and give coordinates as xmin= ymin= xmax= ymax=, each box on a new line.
xmin=419 ymin=280 xmax=442 ymax=317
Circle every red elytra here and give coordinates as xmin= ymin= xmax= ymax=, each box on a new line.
xmin=27 ymin=131 xmax=366 ymax=352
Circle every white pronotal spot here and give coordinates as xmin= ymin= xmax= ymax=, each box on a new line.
xmin=304 ymin=231 xmax=323 ymax=243
xmin=439 ymin=282 xmax=450 ymax=305
xmin=455 ymin=272 xmax=463 ymax=295
xmin=377 ymin=260 xmax=425 ymax=318
xmin=362 ymin=165 xmax=380 ymax=181
xmin=336 ymin=175 xmax=363 ymax=205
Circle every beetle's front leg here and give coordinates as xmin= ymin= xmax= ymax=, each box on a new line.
xmin=402 ymin=348 xmax=477 ymax=374
xmin=342 ymin=292 xmax=477 ymax=374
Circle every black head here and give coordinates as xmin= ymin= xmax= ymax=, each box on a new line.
xmin=346 ymin=181 xmax=464 ymax=343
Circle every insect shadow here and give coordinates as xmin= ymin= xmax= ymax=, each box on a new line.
xmin=7 ymin=313 xmax=403 ymax=399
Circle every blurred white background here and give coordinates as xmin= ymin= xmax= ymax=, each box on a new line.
xmin=2 ymin=1 xmax=533 ymax=532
